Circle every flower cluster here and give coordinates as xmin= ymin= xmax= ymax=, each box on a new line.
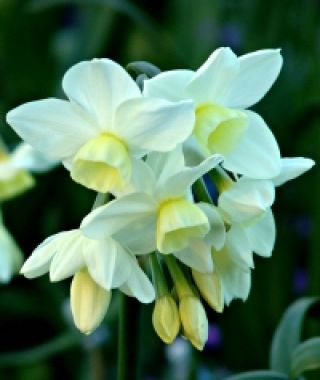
xmin=6 ymin=48 xmax=314 ymax=348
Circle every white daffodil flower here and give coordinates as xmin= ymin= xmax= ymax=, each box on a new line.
xmin=0 ymin=141 xmax=58 ymax=201
xmin=216 ymin=156 xmax=314 ymax=259
xmin=199 ymin=156 xmax=314 ymax=306
xmin=7 ymin=59 xmax=195 ymax=193
xmin=20 ymin=228 xmax=155 ymax=304
xmin=82 ymin=147 xmax=223 ymax=272
xmin=0 ymin=213 xmax=23 ymax=283
xmin=144 ymin=47 xmax=283 ymax=179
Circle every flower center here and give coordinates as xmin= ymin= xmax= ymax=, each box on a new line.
xmin=157 ymin=198 xmax=209 ymax=254
xmin=71 ymin=134 xmax=131 ymax=193
xmin=194 ymin=103 xmax=248 ymax=155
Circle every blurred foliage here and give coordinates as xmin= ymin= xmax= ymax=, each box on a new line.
xmin=0 ymin=0 xmax=319 ymax=379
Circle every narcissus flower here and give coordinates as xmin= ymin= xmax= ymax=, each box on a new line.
xmin=82 ymin=147 xmax=224 ymax=272
xmin=20 ymin=227 xmax=154 ymax=304
xmin=7 ymin=59 xmax=194 ymax=193
xmin=193 ymin=156 xmax=315 ymax=307
xmin=0 ymin=141 xmax=58 ymax=201
xmin=144 ymin=48 xmax=283 ymax=179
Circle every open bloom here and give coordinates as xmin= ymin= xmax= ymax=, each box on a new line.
xmin=82 ymin=147 xmax=224 ymax=272
xmin=144 ymin=47 xmax=283 ymax=179
xmin=7 ymin=59 xmax=194 ymax=193
xmin=21 ymin=227 xmax=155 ymax=304
xmin=193 ymin=156 xmax=315 ymax=306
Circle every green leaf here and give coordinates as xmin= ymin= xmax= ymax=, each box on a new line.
xmin=224 ymin=370 xmax=289 ymax=380
xmin=270 ymin=297 xmax=318 ymax=374
xmin=0 ymin=332 xmax=80 ymax=366
xmin=290 ymin=337 xmax=320 ymax=378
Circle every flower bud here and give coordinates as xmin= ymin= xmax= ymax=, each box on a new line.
xmin=192 ymin=270 xmax=224 ymax=313
xmin=179 ymin=296 xmax=208 ymax=350
xmin=70 ymin=270 xmax=111 ymax=335
xmin=152 ymin=295 xmax=180 ymax=344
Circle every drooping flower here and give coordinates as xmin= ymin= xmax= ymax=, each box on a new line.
xmin=81 ymin=147 xmax=224 ymax=273
xmin=7 ymin=59 xmax=195 ymax=193
xmin=20 ymin=227 xmax=154 ymax=304
xmin=192 ymin=156 xmax=315 ymax=307
xmin=144 ymin=48 xmax=283 ymax=179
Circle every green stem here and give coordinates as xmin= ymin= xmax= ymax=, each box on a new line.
xmin=163 ymin=255 xmax=193 ymax=299
xmin=117 ymin=294 xmax=139 ymax=380
xmin=149 ymin=252 xmax=169 ymax=299
xmin=91 ymin=192 xmax=109 ymax=211
xmin=208 ymin=166 xmax=233 ymax=193
xmin=0 ymin=332 xmax=80 ymax=366
xmin=193 ymin=178 xmax=212 ymax=203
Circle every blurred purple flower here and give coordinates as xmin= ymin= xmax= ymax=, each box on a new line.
xmin=293 ymin=267 xmax=309 ymax=294
xmin=205 ymin=323 xmax=222 ymax=349
xmin=219 ymin=24 xmax=242 ymax=50
xmin=293 ymin=215 xmax=312 ymax=238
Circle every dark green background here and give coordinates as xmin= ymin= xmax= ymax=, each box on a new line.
xmin=0 ymin=0 xmax=319 ymax=379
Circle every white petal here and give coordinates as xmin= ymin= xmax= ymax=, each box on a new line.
xmin=49 ymin=230 xmax=86 ymax=281
xmin=198 ymin=203 xmax=226 ymax=250
xmin=273 ymin=157 xmax=315 ymax=187
xmin=174 ymin=239 xmax=213 ymax=273
xmin=81 ymin=193 xmax=156 ymax=239
xmin=84 ymin=237 xmax=132 ymax=289
xmin=120 ymin=257 xmax=155 ymax=303
xmin=218 ymin=177 xmax=275 ymax=224
xmin=182 ymin=135 xmax=207 ymax=166
xmin=212 ymin=247 xmax=251 ymax=305
xmin=222 ymin=111 xmax=281 ymax=178
xmin=225 ymin=49 xmax=283 ymax=108
xmin=157 ymin=154 xmax=222 ymax=200
xmin=225 ymin=225 xmax=254 ymax=269
xmin=6 ymin=99 xmax=97 ymax=160
xmin=0 ymin=222 xmax=23 ymax=282
xmin=245 ymin=209 xmax=276 ymax=257
xmin=114 ymin=98 xmax=195 ymax=152
xmin=62 ymin=58 xmax=140 ymax=129
xmin=113 ymin=215 xmax=157 ymax=255
xmin=120 ymin=157 xmax=156 ymax=196
xmin=186 ymin=47 xmax=239 ymax=105
xmin=10 ymin=143 xmax=59 ymax=173
xmin=20 ymin=231 xmax=74 ymax=278
xmin=146 ymin=146 xmax=185 ymax=188
xmin=143 ymin=70 xmax=194 ymax=101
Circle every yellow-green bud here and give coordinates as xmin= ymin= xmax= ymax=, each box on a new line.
xmin=192 ymin=270 xmax=224 ymax=313
xmin=152 ymin=295 xmax=180 ymax=344
xmin=179 ymin=296 xmax=208 ymax=350
xmin=0 ymin=170 xmax=34 ymax=201
xmin=70 ymin=270 xmax=111 ymax=335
